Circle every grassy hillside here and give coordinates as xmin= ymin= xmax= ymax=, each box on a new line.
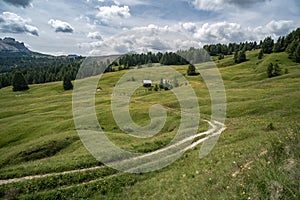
xmin=0 ymin=50 xmax=299 ymax=199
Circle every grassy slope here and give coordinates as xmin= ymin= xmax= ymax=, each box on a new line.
xmin=0 ymin=49 xmax=299 ymax=199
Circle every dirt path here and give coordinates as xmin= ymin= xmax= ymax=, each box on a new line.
xmin=0 ymin=166 xmax=104 ymax=186
xmin=0 ymin=120 xmax=225 ymax=186
xmin=116 ymin=120 xmax=225 ymax=172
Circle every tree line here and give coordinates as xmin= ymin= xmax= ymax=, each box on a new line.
xmin=0 ymin=57 xmax=83 ymax=89
xmin=203 ymin=28 xmax=300 ymax=64
xmin=1 ymin=27 xmax=299 ymax=91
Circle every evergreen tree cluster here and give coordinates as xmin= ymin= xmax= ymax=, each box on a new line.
xmin=116 ymin=52 xmax=189 ymax=67
xmin=0 ymin=55 xmax=83 ymax=74
xmin=261 ymin=36 xmax=274 ymax=54
xmin=115 ymin=48 xmax=212 ymax=68
xmin=260 ymin=28 xmax=300 ymax=62
xmin=234 ymin=50 xmax=247 ymax=64
xmin=0 ymin=73 xmax=12 ymax=89
xmin=177 ymin=47 xmax=211 ymax=64
xmin=0 ymin=57 xmax=82 ymax=89
xmin=76 ymin=59 xmax=114 ymax=79
xmin=285 ymin=28 xmax=300 ymax=62
xmin=159 ymin=52 xmax=189 ymax=65
xmin=202 ymin=28 xmax=300 ymax=64
xmin=118 ymin=52 xmax=162 ymax=67
xmin=203 ymin=41 xmax=259 ymax=56
xmin=1 ymin=28 xmax=300 ymax=90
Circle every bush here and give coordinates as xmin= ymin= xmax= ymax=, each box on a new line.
xmin=267 ymin=63 xmax=281 ymax=78
xmin=187 ymin=64 xmax=199 ymax=76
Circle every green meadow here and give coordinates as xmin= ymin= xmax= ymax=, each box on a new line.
xmin=0 ymin=49 xmax=299 ymax=199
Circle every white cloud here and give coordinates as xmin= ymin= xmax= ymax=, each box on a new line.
xmin=252 ymin=20 xmax=295 ymax=39
xmin=192 ymin=0 xmax=225 ymax=11
xmin=96 ymin=5 xmax=131 ymax=23
xmin=182 ymin=22 xmax=197 ymax=33
xmin=0 ymin=0 xmax=296 ymax=56
xmin=0 ymin=12 xmax=39 ymax=36
xmin=87 ymin=31 xmax=103 ymax=40
xmin=194 ymin=20 xmax=295 ymax=44
xmin=194 ymin=21 xmax=249 ymax=43
xmin=80 ymin=19 xmax=297 ymax=55
xmin=81 ymin=24 xmax=200 ymax=55
xmin=265 ymin=20 xmax=294 ymax=36
xmin=48 ymin=19 xmax=74 ymax=33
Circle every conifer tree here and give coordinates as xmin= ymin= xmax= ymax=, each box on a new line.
xmin=63 ymin=74 xmax=73 ymax=90
xmin=12 ymin=71 xmax=29 ymax=92
xmin=262 ymin=36 xmax=274 ymax=54
xmin=238 ymin=51 xmax=246 ymax=63
xmin=294 ymin=43 xmax=300 ymax=63
xmin=234 ymin=51 xmax=238 ymax=63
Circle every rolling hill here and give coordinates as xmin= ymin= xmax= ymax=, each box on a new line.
xmin=0 ymin=49 xmax=299 ymax=199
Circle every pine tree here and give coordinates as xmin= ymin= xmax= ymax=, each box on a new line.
xmin=63 ymin=74 xmax=73 ymax=90
xmin=273 ymin=36 xmax=283 ymax=52
xmin=280 ymin=36 xmax=286 ymax=51
xmin=234 ymin=51 xmax=238 ymax=63
xmin=294 ymin=43 xmax=300 ymax=63
xmin=238 ymin=50 xmax=246 ymax=63
xmin=262 ymin=36 xmax=274 ymax=54
xmin=12 ymin=71 xmax=29 ymax=92
xmin=287 ymin=39 xmax=299 ymax=60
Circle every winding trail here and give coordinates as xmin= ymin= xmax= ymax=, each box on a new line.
xmin=0 ymin=120 xmax=225 ymax=186
xmin=0 ymin=166 xmax=104 ymax=186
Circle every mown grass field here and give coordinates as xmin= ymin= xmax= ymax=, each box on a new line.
xmin=0 ymin=49 xmax=299 ymax=199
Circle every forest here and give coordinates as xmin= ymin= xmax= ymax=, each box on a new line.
xmin=0 ymin=27 xmax=299 ymax=90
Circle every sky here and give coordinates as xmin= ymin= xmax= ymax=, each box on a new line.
xmin=0 ymin=0 xmax=299 ymax=56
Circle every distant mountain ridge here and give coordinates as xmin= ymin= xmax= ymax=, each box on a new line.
xmin=0 ymin=37 xmax=30 ymax=52
xmin=0 ymin=37 xmax=48 ymax=57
